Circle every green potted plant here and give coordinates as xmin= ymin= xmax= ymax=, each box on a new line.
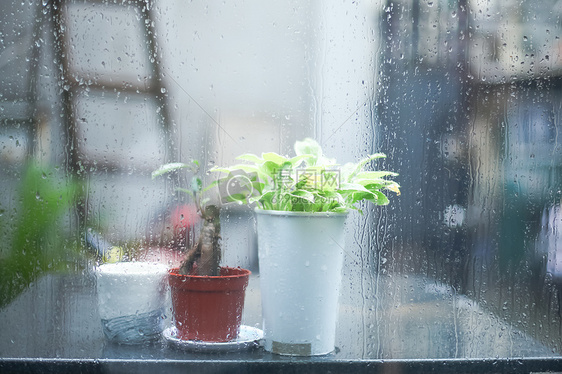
xmin=212 ymin=138 xmax=399 ymax=355
xmin=152 ymin=161 xmax=252 ymax=343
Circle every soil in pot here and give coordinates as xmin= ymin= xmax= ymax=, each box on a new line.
xmin=168 ymin=266 xmax=251 ymax=342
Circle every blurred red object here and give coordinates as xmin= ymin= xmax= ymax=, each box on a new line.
xmin=171 ymin=204 xmax=200 ymax=250
xmin=171 ymin=204 xmax=199 ymax=229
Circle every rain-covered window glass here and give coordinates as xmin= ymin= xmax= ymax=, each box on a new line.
xmin=1 ymin=0 xmax=562 ymax=372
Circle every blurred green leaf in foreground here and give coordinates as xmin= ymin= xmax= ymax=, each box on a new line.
xmin=0 ymin=162 xmax=81 ymax=308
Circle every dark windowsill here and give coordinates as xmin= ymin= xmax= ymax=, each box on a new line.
xmin=2 ymin=357 xmax=562 ymax=374
xmin=1 ymin=271 xmax=561 ymax=374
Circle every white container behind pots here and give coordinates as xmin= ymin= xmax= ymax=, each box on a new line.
xmin=255 ymin=209 xmax=347 ymax=356
xmin=96 ymin=262 xmax=168 ymax=344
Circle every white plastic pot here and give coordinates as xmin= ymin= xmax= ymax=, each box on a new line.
xmin=255 ymin=209 xmax=347 ymax=356
xmin=95 ymin=262 xmax=168 ymax=344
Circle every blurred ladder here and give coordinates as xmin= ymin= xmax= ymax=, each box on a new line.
xmin=50 ymin=0 xmax=172 ymax=171
xmin=48 ymin=0 xmax=173 ymax=227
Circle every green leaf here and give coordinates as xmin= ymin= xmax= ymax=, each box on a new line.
xmin=346 ymin=153 xmax=387 ymax=181
xmin=152 ymin=162 xmax=196 ymax=179
xmin=347 ymin=190 xmax=375 ymax=205
xmin=319 ymin=190 xmax=345 ymax=209
xmin=288 ymin=154 xmax=314 ymax=168
xmin=355 ymin=180 xmax=387 ymax=190
xmin=211 ymin=164 xmax=261 ymax=175
xmin=176 ymin=187 xmax=195 ymax=198
xmin=259 ymin=161 xmax=281 ymax=181
xmin=255 ymin=191 xmax=276 ymax=210
xmin=294 ymin=138 xmax=322 ymax=159
xmin=202 ymin=178 xmax=222 ymax=193
xmin=291 ymin=189 xmax=315 ymax=203
xmin=371 ymin=191 xmax=390 ymax=205
xmin=262 ymin=152 xmax=288 ymax=165
xmin=362 ymin=182 xmax=385 ymax=192
xmin=249 ymin=180 xmax=266 ymax=194
xmin=339 ymin=182 xmax=372 ymax=193
xmin=354 ymin=171 xmax=398 ymax=181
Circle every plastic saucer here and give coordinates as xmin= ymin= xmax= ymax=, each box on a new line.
xmin=163 ymin=325 xmax=263 ymax=352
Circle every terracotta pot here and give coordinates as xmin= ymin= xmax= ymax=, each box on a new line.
xmin=168 ymin=267 xmax=251 ymax=342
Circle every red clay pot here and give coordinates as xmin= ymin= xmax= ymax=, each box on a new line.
xmin=168 ymin=267 xmax=251 ymax=342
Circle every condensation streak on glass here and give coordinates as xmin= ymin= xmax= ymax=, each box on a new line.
xmin=0 ymin=0 xmax=561 ymax=365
